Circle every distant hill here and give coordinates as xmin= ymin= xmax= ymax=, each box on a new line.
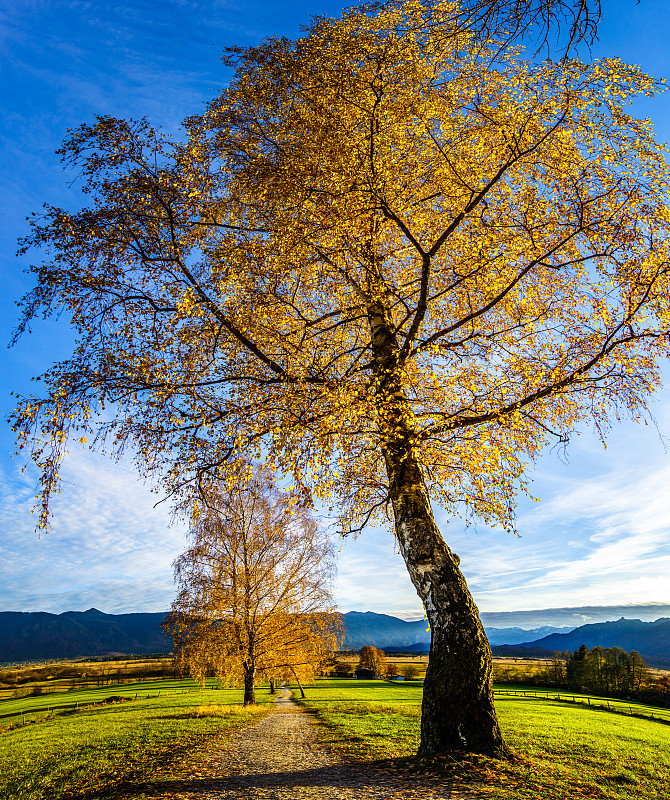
xmin=492 ymin=644 xmax=561 ymax=659
xmin=339 ymin=611 xmax=430 ymax=649
xmin=0 ymin=609 xmax=171 ymax=661
xmin=492 ymin=617 xmax=670 ymax=667
xmin=385 ymin=642 xmax=430 ymax=654
xmin=485 ymin=626 xmax=575 ymax=646
xmin=2 ymin=608 xmax=668 ymax=664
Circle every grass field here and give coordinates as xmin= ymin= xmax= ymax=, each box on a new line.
xmin=0 ymin=682 xmax=274 ymax=800
xmin=4 ymin=675 xmax=670 ymax=799
xmin=298 ymin=679 xmax=670 ymax=800
xmin=0 ymin=657 xmax=178 ymax=702
xmin=0 ymin=677 xmax=212 ymax=724
xmin=493 ymin=684 xmax=670 ymax=723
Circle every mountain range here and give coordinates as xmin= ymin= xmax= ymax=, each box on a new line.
xmin=0 ymin=608 xmax=570 ymax=661
xmin=492 ymin=617 xmax=670 ymax=666
xmin=1 ymin=608 xmax=668 ymax=665
xmin=0 ymin=609 xmax=170 ymax=662
xmin=478 ymin=604 xmax=670 ymax=628
xmin=336 ymin=611 xmax=574 ymax=649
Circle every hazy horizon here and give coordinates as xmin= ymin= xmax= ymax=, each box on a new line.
xmin=3 ymin=603 xmax=669 ymax=631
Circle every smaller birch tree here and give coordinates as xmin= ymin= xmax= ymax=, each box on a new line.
xmin=165 ymin=464 xmax=342 ymax=704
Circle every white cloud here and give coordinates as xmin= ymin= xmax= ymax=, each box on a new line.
xmin=458 ymin=423 xmax=670 ymax=612
xmin=0 ymin=447 xmax=187 ymax=612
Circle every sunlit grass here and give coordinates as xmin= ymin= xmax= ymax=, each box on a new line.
xmin=299 ymin=679 xmax=670 ymax=800
xmin=5 ymin=676 xmax=669 ymax=799
xmin=0 ymin=677 xmax=209 ymax=722
xmin=0 ymin=684 xmax=274 ymax=799
xmin=195 ymin=702 xmax=268 ymax=717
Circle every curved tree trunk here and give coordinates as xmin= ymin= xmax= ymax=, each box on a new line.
xmin=367 ymin=294 xmax=509 ymax=758
xmin=383 ymin=442 xmax=509 ymax=758
xmin=290 ymin=666 xmax=306 ymax=698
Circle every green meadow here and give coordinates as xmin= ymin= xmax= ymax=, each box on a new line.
xmin=0 ymin=677 xmax=207 ymax=724
xmin=297 ymin=679 xmax=670 ymax=800
xmin=2 ymin=676 xmax=670 ymax=799
xmin=0 ymin=682 xmax=273 ymax=800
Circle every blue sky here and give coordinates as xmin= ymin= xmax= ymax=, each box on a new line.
xmin=1 ymin=0 xmax=670 ymax=624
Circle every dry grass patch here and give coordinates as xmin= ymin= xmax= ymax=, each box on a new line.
xmin=195 ymin=703 xmax=269 ymax=717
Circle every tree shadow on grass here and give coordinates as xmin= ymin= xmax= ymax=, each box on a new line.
xmin=61 ymin=760 xmax=455 ymax=799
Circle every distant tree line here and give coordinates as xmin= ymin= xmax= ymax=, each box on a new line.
xmin=328 ymin=646 xmax=423 ymax=681
xmin=493 ymin=644 xmax=670 ymax=707
xmin=565 ymin=645 xmax=649 ymax=696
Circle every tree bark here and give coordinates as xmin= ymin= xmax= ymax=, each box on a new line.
xmin=383 ymin=441 xmax=509 ymax=758
xmin=367 ymin=295 xmax=509 ymax=758
xmin=243 ymin=663 xmax=256 ymax=705
xmin=269 ymin=678 xmax=276 ymax=694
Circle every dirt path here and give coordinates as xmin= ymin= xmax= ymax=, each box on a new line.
xmin=159 ymin=689 xmax=481 ymax=800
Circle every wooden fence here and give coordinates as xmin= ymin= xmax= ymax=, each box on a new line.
xmin=0 ymin=688 xmax=198 ymax=726
xmin=494 ymin=689 xmax=670 ymax=724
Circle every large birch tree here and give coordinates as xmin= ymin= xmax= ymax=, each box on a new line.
xmin=12 ymin=0 xmax=670 ymax=757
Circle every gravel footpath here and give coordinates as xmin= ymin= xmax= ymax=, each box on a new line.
xmin=157 ymin=689 xmax=482 ymax=800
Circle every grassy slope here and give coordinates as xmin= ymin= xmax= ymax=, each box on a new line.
xmin=0 ymin=678 xmax=207 ymax=722
xmin=0 ymin=684 xmax=274 ymax=800
xmin=494 ymin=684 xmax=670 ymax=723
xmin=4 ymin=677 xmax=670 ymax=799
xmin=298 ymin=680 xmax=670 ymax=800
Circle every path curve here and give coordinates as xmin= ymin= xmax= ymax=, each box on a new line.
xmin=161 ymin=688 xmax=481 ymax=800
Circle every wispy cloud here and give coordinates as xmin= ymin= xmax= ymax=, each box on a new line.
xmin=454 ymin=418 xmax=670 ymax=612
xmin=0 ymin=447 xmax=187 ymax=612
